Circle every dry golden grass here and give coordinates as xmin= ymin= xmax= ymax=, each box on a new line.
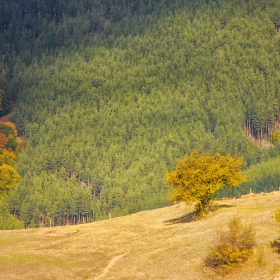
xmin=1 ymin=192 xmax=280 ymax=279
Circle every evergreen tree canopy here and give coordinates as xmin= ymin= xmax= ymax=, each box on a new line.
xmin=0 ymin=0 xmax=280 ymax=228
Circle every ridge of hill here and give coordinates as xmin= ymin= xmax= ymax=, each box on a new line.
xmin=1 ymin=193 xmax=280 ymax=279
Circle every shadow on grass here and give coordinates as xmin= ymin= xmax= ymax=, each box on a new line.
xmin=271 ymin=239 xmax=280 ymax=253
xmin=164 ymin=211 xmax=198 ymax=224
xmin=218 ymin=204 xmax=234 ymax=208
xmin=165 ymin=204 xmax=235 ymax=225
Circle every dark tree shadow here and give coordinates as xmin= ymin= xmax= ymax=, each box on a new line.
xmin=218 ymin=204 xmax=234 ymax=208
xmin=271 ymin=239 xmax=280 ymax=253
xmin=164 ymin=211 xmax=198 ymax=224
xmin=164 ymin=204 xmax=235 ymax=225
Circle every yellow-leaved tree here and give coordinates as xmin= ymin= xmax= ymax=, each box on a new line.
xmin=0 ymin=164 xmax=20 ymax=195
xmin=0 ymin=149 xmax=17 ymax=165
xmin=166 ymin=151 xmax=247 ymax=217
xmin=0 ymin=122 xmax=22 ymax=197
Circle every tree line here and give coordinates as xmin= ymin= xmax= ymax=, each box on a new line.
xmin=0 ymin=0 xmax=280 ymax=229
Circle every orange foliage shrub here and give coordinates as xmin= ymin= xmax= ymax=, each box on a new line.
xmin=0 ymin=132 xmax=8 ymax=150
xmin=205 ymin=217 xmax=256 ymax=269
xmin=271 ymin=207 xmax=280 ymax=253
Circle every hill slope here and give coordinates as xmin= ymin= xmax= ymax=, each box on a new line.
xmin=2 ymin=0 xmax=280 ymax=228
xmin=1 ymin=193 xmax=280 ymax=279
xmin=1 ymin=0 xmax=280 ymax=228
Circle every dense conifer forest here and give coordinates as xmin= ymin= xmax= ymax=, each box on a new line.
xmin=1 ymin=0 xmax=280 ymax=229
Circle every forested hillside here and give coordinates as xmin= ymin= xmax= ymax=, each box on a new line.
xmin=1 ymin=0 xmax=280 ymax=229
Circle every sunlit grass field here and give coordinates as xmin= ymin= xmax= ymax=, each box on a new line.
xmin=1 ymin=192 xmax=280 ymax=280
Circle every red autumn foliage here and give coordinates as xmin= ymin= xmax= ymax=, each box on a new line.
xmin=0 ymin=132 xmax=8 ymax=150
xmin=0 ymin=115 xmax=9 ymax=123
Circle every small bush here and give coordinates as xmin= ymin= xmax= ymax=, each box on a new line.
xmin=271 ymin=239 xmax=280 ymax=253
xmin=271 ymin=207 xmax=280 ymax=253
xmin=205 ymin=216 xmax=256 ymax=269
xmin=0 ymin=198 xmax=24 ymax=230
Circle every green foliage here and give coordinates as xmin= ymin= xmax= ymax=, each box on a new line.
xmin=0 ymin=76 xmax=9 ymax=95
xmin=0 ymin=75 xmax=12 ymax=115
xmin=205 ymin=216 xmax=256 ymax=269
xmin=220 ymin=156 xmax=280 ymax=198
xmin=0 ymin=199 xmax=24 ymax=230
xmin=0 ymin=122 xmax=17 ymax=138
xmin=166 ymin=151 xmax=246 ymax=216
xmin=0 ymin=0 xmax=280 ymax=227
xmin=0 ymin=122 xmax=18 ymax=153
xmin=272 ymin=131 xmax=280 ymax=145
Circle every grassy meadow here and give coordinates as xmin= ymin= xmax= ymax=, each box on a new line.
xmin=1 ymin=192 xmax=280 ymax=280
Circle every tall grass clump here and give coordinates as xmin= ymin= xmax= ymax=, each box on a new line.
xmin=205 ymin=216 xmax=256 ymax=270
xmin=271 ymin=207 xmax=280 ymax=253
